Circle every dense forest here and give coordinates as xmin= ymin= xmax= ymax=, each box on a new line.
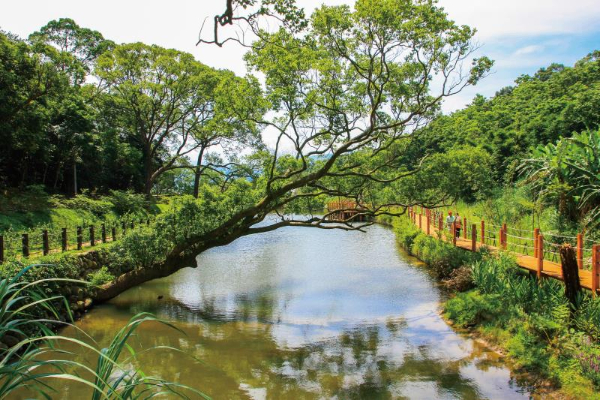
xmin=407 ymin=52 xmax=600 ymax=182
xmin=0 ymin=19 xmax=263 ymax=196
xmin=395 ymin=51 xmax=600 ymax=233
xmin=2 ymin=18 xmax=599 ymax=219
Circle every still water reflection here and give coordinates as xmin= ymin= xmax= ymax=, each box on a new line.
xmin=34 ymin=223 xmax=529 ymax=398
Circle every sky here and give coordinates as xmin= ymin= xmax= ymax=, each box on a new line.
xmin=1 ymin=0 xmax=599 ymax=114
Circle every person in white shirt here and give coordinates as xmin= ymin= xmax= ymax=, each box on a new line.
xmin=446 ymin=211 xmax=455 ymax=232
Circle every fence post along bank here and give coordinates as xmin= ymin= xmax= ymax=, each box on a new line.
xmin=0 ymin=215 xmax=154 ymax=263
xmin=408 ymin=207 xmax=600 ymax=295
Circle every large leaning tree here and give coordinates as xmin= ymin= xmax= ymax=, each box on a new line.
xmin=99 ymin=0 xmax=492 ymax=299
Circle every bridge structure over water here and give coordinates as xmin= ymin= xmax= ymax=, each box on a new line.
xmin=326 ymin=200 xmax=370 ymax=222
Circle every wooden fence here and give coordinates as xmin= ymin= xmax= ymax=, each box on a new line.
xmin=407 ymin=206 xmax=599 ymax=294
xmin=0 ymin=216 xmax=152 ymax=263
xmin=326 ymin=200 xmax=369 ymax=222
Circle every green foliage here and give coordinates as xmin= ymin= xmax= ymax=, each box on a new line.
xmin=443 ymin=254 xmax=600 ymax=397
xmin=444 ymin=290 xmax=502 ymax=327
xmin=108 ymin=190 xmax=148 ymax=216
xmin=111 ymin=226 xmax=172 ymax=270
xmin=406 ymin=51 xmax=600 ymax=183
xmin=62 ymin=193 xmax=113 ymax=217
xmin=396 ymin=146 xmax=495 ymax=204
xmin=521 ymin=129 xmax=600 ymax=229
xmin=0 ymin=266 xmax=207 ymax=398
xmin=393 ymin=217 xmax=485 ymax=278
xmin=87 ymin=266 xmax=114 ymax=286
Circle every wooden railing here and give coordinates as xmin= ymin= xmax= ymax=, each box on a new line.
xmin=407 ymin=206 xmax=600 ymax=294
xmin=0 ymin=216 xmax=153 ymax=263
xmin=326 ymin=200 xmax=370 ymax=222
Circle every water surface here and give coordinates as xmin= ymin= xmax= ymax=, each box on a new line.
xmin=29 ymin=223 xmax=529 ymax=398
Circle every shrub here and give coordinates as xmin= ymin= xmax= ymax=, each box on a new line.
xmin=109 ymin=190 xmax=148 ymax=216
xmin=574 ymin=295 xmax=600 ymax=341
xmin=393 ymin=218 xmax=422 ymax=251
xmin=443 ymin=266 xmax=474 ymax=292
xmin=62 ymin=194 xmax=112 ymax=217
xmin=505 ymin=327 xmax=549 ymax=372
xmin=111 ymin=226 xmax=173 ymax=270
xmin=87 ymin=266 xmax=115 ymax=286
xmin=444 ymin=290 xmax=503 ymax=327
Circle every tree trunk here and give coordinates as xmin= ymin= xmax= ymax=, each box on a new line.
xmin=193 ymin=146 xmax=206 ymax=198
xmin=53 ymin=162 xmax=62 ymax=189
xmin=143 ymin=144 xmax=153 ymax=197
xmin=559 ymin=244 xmax=581 ymax=309
xmin=144 ymin=173 xmax=153 ymax=197
xmin=95 ymin=224 xmax=252 ymax=302
xmin=95 ymin=253 xmax=197 ymax=302
xmin=73 ymin=159 xmax=77 ymax=196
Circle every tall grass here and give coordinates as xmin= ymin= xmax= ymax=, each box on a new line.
xmin=445 ymin=254 xmax=600 ymax=398
xmin=0 ymin=265 xmax=210 ymax=399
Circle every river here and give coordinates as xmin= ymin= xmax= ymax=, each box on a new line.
xmin=23 ymin=223 xmax=530 ymax=399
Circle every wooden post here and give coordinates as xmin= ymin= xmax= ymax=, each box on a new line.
xmin=452 ymin=222 xmax=457 ymax=246
xmin=90 ymin=226 xmax=95 ymax=247
xmin=502 ymin=223 xmax=507 ymax=250
xmin=111 ymin=226 xmax=117 ymax=241
xmin=559 ymin=244 xmax=581 ymax=307
xmin=62 ymin=228 xmax=67 ymax=252
xmin=471 ymin=224 xmax=477 ymax=252
xmin=481 ymin=220 xmax=485 ymax=244
xmin=22 ymin=234 xmax=29 ymax=258
xmin=0 ymin=236 xmax=4 ymax=264
xmin=463 ymin=217 xmax=468 ymax=239
xmin=592 ymin=244 xmax=599 ymax=296
xmin=438 ymin=215 xmax=443 ymax=231
xmin=537 ymin=235 xmax=544 ymax=279
xmin=426 ymin=214 xmax=430 ymax=235
xmin=499 ymin=228 xmax=504 ymax=250
xmin=77 ymin=227 xmax=82 ymax=250
xmin=42 ymin=230 xmax=49 ymax=256
xmin=418 ymin=213 xmax=422 ymax=229
xmin=102 ymin=223 xmax=107 ymax=243
xmin=577 ymin=233 xmax=584 ymax=270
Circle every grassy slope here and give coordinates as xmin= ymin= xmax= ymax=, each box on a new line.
xmin=0 ymin=207 xmax=113 ymax=233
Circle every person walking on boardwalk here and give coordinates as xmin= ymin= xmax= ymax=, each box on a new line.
xmin=446 ymin=211 xmax=455 ymax=232
xmin=454 ymin=212 xmax=462 ymax=238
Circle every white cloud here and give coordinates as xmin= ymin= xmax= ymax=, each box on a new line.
xmin=440 ymin=0 xmax=600 ymax=40
xmin=513 ymin=45 xmax=544 ymax=56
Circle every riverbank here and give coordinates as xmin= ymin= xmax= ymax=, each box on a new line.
xmin=390 ymin=215 xmax=600 ymax=399
xmin=20 ymin=219 xmax=533 ymax=399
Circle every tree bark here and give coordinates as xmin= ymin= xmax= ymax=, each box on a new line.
xmin=560 ymin=244 xmax=581 ymax=309
xmin=193 ymin=146 xmax=206 ymax=198
xmin=143 ymin=143 xmax=154 ymax=196
xmin=95 ymin=253 xmax=197 ymax=302
xmin=73 ymin=159 xmax=77 ymax=196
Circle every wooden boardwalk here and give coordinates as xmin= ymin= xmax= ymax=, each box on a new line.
xmin=326 ymin=200 xmax=369 ymax=222
xmin=409 ymin=209 xmax=598 ymax=294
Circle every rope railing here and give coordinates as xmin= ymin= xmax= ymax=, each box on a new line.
xmin=406 ymin=206 xmax=600 ymax=293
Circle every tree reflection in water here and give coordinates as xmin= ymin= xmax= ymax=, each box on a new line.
xmin=14 ymin=224 xmax=529 ymax=399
